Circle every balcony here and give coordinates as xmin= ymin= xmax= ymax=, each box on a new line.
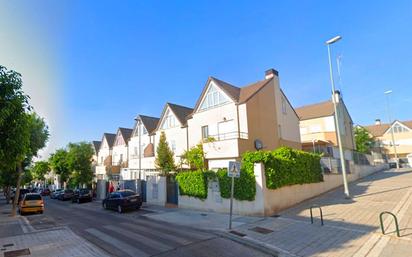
xmin=203 ymin=131 xmax=248 ymax=159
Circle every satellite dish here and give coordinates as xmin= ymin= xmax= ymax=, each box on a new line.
xmin=254 ymin=139 xmax=263 ymax=150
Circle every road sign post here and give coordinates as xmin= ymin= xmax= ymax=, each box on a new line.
xmin=228 ymin=161 xmax=240 ymax=230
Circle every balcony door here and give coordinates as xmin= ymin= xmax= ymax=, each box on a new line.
xmin=217 ymin=120 xmax=236 ymax=140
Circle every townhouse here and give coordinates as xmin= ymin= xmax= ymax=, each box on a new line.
xmin=187 ymin=69 xmax=301 ymax=169
xmin=95 ymin=133 xmax=116 ymax=180
xmin=95 ymin=68 xmax=301 ymax=173
xmin=111 ymin=127 xmax=133 ymax=180
xmin=295 ymin=91 xmax=355 ymax=160
xmin=364 ymin=119 xmax=412 ymax=165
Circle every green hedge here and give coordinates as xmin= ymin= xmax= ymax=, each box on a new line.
xmin=176 ymin=170 xmax=208 ymax=199
xmin=242 ymin=147 xmax=323 ymax=190
xmin=216 ymin=168 xmax=256 ymax=201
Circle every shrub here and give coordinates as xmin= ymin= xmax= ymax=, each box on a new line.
xmin=242 ymin=147 xmax=323 ymax=190
xmin=176 ymin=170 xmax=208 ymax=199
xmin=216 ymin=168 xmax=256 ymax=201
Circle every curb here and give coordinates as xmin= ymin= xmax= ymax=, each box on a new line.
xmin=214 ymin=230 xmax=279 ymax=257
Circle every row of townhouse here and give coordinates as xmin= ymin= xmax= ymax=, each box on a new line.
xmin=92 ymin=68 xmax=303 ymax=181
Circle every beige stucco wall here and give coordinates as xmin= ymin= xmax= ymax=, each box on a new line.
xmin=97 ymin=137 xmax=111 ymax=166
xmin=154 ymin=126 xmax=188 ymax=166
xmin=375 ymin=131 xmax=412 ymax=158
xmin=112 ymin=144 xmax=128 ymax=165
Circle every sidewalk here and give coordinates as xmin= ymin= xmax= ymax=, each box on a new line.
xmin=129 ymin=168 xmax=412 ymax=256
xmin=0 ymin=195 xmax=110 ymax=257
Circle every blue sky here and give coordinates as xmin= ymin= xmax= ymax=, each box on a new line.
xmin=1 ymin=1 xmax=411 ymax=157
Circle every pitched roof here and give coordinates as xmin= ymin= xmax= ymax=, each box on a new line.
xmin=168 ymin=103 xmax=193 ymax=126
xmin=102 ymin=133 xmax=116 ymax=148
xmin=295 ymin=101 xmax=335 ymax=120
xmin=92 ymin=141 xmax=101 ymax=153
xmin=192 ymin=76 xmax=273 ymax=113
xmin=118 ymin=127 xmax=133 ymax=142
xmin=363 ymin=120 xmax=412 ymax=137
xmin=137 ymin=115 xmax=159 ymax=134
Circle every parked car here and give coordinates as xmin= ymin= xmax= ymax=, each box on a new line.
xmin=72 ymin=189 xmax=92 ymax=203
xmin=19 ymin=193 xmax=44 ymax=215
xmin=102 ymin=190 xmax=142 ymax=213
xmin=58 ymin=189 xmax=74 ymax=201
xmin=41 ymin=188 xmax=51 ymax=196
xmin=51 ymin=189 xmax=63 ymax=199
xmin=12 ymin=188 xmax=30 ymax=203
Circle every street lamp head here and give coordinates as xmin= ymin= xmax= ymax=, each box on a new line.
xmin=326 ymin=35 xmax=342 ymax=45
xmin=384 ymin=90 xmax=393 ymax=95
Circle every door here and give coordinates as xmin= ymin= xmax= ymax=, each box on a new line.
xmin=166 ymin=175 xmax=178 ymax=205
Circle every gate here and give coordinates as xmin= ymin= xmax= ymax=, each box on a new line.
xmin=141 ymin=180 xmax=147 ymax=202
xmin=166 ymin=175 xmax=178 ymax=205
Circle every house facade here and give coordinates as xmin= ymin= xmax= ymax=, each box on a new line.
xmin=295 ymin=92 xmax=355 ymax=159
xmin=128 ymin=115 xmax=160 ymax=175
xmin=187 ymin=69 xmax=301 ymax=169
xmin=91 ymin=141 xmax=101 ymax=182
xmin=154 ymin=103 xmax=193 ymax=168
xmin=95 ymin=133 xmax=116 ymax=180
xmin=111 ymin=128 xmax=133 ymax=181
xmin=364 ymin=120 xmax=412 ymax=163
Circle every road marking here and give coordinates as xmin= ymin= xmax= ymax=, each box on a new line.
xmin=104 ymin=225 xmax=173 ymax=252
xmin=85 ymin=228 xmax=149 ymax=257
xmin=18 ymin=216 xmax=35 ymax=233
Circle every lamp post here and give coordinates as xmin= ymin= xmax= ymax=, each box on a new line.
xmin=312 ymin=139 xmax=318 ymax=153
xmin=135 ymin=117 xmax=142 ymax=180
xmin=384 ymin=90 xmax=399 ymax=169
xmin=326 ymin=35 xmax=350 ymax=198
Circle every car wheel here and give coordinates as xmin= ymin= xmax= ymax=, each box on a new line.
xmin=117 ymin=205 xmax=122 ymax=213
xmin=103 ymin=202 xmax=107 ymax=209
xmin=39 ymin=211 xmax=43 ymax=214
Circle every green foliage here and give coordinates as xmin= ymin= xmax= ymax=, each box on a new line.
xmin=242 ymin=147 xmax=323 ymax=190
xmin=67 ymin=142 xmax=94 ymax=187
xmin=216 ymin=168 xmax=256 ymax=201
xmin=49 ymin=149 xmax=70 ymax=184
xmin=181 ymin=143 xmax=205 ymax=170
xmin=176 ymin=170 xmax=208 ymax=199
xmin=31 ymin=161 xmax=50 ymax=181
xmin=155 ymin=131 xmax=176 ymax=174
xmin=354 ymin=126 xmax=375 ymax=153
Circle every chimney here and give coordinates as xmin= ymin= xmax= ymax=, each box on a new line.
xmin=265 ymin=68 xmax=279 ymax=79
xmin=332 ymin=90 xmax=341 ymax=103
xmin=375 ymin=119 xmax=381 ymax=125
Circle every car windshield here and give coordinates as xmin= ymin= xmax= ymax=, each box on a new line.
xmin=119 ymin=191 xmax=136 ymax=197
xmin=25 ymin=194 xmax=41 ymax=201
xmin=80 ymin=189 xmax=89 ymax=194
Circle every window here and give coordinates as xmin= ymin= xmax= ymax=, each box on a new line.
xmin=201 ymin=125 xmax=209 ymax=140
xmin=389 ymin=124 xmax=409 ymax=134
xmin=161 ymin=110 xmax=177 ymax=129
xmin=171 ymin=140 xmax=176 ymax=152
xmin=142 ymin=126 xmax=147 ymax=134
xmin=281 ymin=97 xmax=287 ymax=114
xmin=199 ymin=84 xmax=230 ymax=110
xmin=119 ymin=154 xmax=123 ymax=162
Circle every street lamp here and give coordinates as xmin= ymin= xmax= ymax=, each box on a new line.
xmin=326 ymin=35 xmax=350 ymax=198
xmin=384 ymin=90 xmax=399 ymax=169
xmin=134 ymin=117 xmax=143 ymax=180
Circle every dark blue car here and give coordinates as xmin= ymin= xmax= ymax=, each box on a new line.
xmin=102 ymin=190 xmax=142 ymax=213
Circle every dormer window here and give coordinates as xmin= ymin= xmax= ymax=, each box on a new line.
xmin=161 ymin=110 xmax=177 ymax=129
xmin=199 ymin=84 xmax=229 ymax=111
xmin=388 ymin=123 xmax=410 ymax=134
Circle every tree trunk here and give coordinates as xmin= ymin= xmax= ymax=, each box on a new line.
xmin=11 ymin=162 xmax=23 ymax=217
xmin=5 ymin=186 xmax=11 ymax=204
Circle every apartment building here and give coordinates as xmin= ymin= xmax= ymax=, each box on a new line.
xmin=187 ymin=69 xmax=301 ymax=169
xmin=364 ymin=119 xmax=412 ymax=163
xmin=295 ymin=92 xmax=355 ymax=159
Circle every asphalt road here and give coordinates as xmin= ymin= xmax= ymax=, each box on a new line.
xmin=24 ymin=198 xmax=273 ymax=257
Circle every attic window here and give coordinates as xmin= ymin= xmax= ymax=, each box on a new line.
xmin=199 ymin=84 xmax=229 ymax=111
xmin=161 ymin=109 xmax=177 ymax=129
xmin=389 ymin=123 xmax=410 ymax=134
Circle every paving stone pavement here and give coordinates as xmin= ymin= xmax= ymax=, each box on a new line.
xmin=233 ymin=168 xmax=412 ymax=257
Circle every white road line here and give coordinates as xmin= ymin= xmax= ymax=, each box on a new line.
xmin=18 ymin=216 xmax=35 ymax=233
xmin=104 ymin=225 xmax=173 ymax=252
xmin=86 ymin=228 xmax=149 ymax=257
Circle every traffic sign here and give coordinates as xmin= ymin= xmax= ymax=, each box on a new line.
xmin=227 ymin=161 xmax=241 ymax=178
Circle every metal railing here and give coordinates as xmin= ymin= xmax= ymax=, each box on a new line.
xmin=207 ymin=131 xmax=248 ymax=141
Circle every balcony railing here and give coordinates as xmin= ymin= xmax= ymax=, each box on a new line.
xmin=206 ymin=132 xmax=248 ymax=141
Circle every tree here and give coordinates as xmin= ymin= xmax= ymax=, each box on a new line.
xmin=67 ymin=142 xmax=94 ymax=188
xmin=49 ymin=149 xmax=70 ymax=186
xmin=31 ymin=161 xmax=50 ymax=181
xmin=181 ymin=143 xmax=205 ymax=171
xmin=354 ymin=126 xmax=375 ymax=153
xmin=155 ymin=131 xmax=176 ymax=174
